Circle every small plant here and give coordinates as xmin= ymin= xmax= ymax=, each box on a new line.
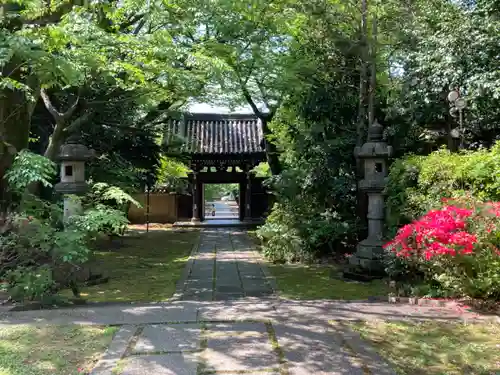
xmin=68 ymin=204 xmax=129 ymax=239
xmin=87 ymin=182 xmax=141 ymax=209
xmin=5 ymin=266 xmax=54 ymax=301
xmin=5 ymin=150 xmax=57 ymax=192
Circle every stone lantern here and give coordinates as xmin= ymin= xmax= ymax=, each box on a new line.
xmin=349 ymin=120 xmax=392 ymax=275
xmin=54 ymin=136 xmax=94 ymax=222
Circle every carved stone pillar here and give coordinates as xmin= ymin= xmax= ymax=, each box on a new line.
xmin=191 ymin=172 xmax=200 ymax=222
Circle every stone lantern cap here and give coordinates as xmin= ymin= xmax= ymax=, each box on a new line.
xmin=54 ymin=136 xmax=94 ymax=195
xmin=55 ymin=181 xmax=89 ymax=195
xmin=354 ymin=120 xmax=393 ymax=159
xmin=57 ymin=137 xmax=95 ymax=162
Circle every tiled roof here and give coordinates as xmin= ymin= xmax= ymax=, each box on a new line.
xmin=164 ymin=113 xmax=265 ymax=155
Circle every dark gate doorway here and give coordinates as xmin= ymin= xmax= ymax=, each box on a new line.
xmin=164 ymin=113 xmax=269 ymax=223
xmin=202 ymin=183 xmax=240 ymax=221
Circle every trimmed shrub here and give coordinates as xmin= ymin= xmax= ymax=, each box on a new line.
xmin=385 ymin=143 xmax=500 ymax=236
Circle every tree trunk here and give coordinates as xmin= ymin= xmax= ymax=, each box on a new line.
xmin=261 ymin=118 xmax=282 ymax=175
xmin=355 ymin=0 xmax=369 ymax=231
xmin=44 ymin=121 xmax=67 ymax=161
xmin=0 ymin=58 xmax=39 ymax=213
xmin=356 ymin=0 xmax=368 ymax=147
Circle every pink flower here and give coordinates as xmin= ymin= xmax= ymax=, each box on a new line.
xmin=385 ymin=202 xmax=488 ymax=261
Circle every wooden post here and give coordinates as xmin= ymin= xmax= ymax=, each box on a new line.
xmin=191 ymin=172 xmax=200 ymax=222
xmin=146 ymin=185 xmax=150 ymax=233
xmin=244 ymin=171 xmax=253 ymax=221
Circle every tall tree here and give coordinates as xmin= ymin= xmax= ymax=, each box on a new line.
xmin=164 ymin=0 xmax=312 ymax=174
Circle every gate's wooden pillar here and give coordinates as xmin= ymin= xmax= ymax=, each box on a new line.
xmin=244 ymin=171 xmax=253 ymax=221
xmin=191 ymin=171 xmax=200 ymax=222
xmin=238 ymin=182 xmax=245 ymax=221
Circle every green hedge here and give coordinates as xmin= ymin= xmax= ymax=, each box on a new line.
xmin=386 ymin=142 xmax=500 ymax=235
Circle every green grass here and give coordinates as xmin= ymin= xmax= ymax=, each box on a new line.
xmin=350 ymin=320 xmax=500 ymax=375
xmin=62 ymin=228 xmax=199 ymax=303
xmin=267 ymin=264 xmax=389 ymax=300
xmin=0 ymin=325 xmax=117 ymax=375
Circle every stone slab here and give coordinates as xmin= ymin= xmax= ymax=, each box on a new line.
xmin=190 ymin=264 xmax=214 ymax=272
xmin=187 ymin=269 xmax=213 ymax=278
xmin=184 ymin=281 xmax=214 ymax=291
xmin=245 ymin=290 xmax=273 ymax=297
xmin=203 ymin=335 xmax=279 ymax=373
xmin=240 ymin=274 xmax=267 ymax=280
xmin=185 ymin=275 xmax=213 ymax=282
xmin=214 ymin=293 xmax=245 ymax=301
xmin=181 ymin=291 xmax=213 ymax=301
xmin=206 ymin=322 xmax=269 ymax=335
xmin=198 ymin=301 xmax=279 ymax=322
xmin=133 ymin=324 xmax=201 ymax=353
xmin=215 ymin=264 xmax=239 ymax=271
xmin=216 ymin=285 xmax=243 ymax=294
xmin=237 ymin=263 xmax=263 ymax=270
xmin=331 ymin=322 xmax=397 ymax=375
xmin=121 ymin=354 xmax=199 ymax=375
xmin=188 ymin=272 xmax=214 ymax=280
xmin=0 ymin=303 xmax=199 ymax=325
xmin=239 ymin=272 xmax=265 ymax=279
xmin=90 ymin=325 xmax=137 ymax=375
xmin=215 ymin=272 xmax=239 ymax=279
xmin=241 ymin=281 xmax=270 ymax=290
xmin=273 ymin=322 xmax=365 ymax=375
xmin=215 ymin=275 xmax=240 ymax=283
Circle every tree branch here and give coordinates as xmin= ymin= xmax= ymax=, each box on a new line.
xmin=40 ymin=89 xmax=80 ymax=123
xmin=65 ymin=111 xmax=94 ymax=134
xmin=119 ymin=12 xmax=146 ymax=32
xmin=25 ymin=0 xmax=85 ymax=26
xmin=133 ymin=17 xmax=148 ymax=35
xmin=135 ymin=100 xmax=173 ymax=128
xmin=240 ymin=84 xmax=262 ymax=118
xmin=40 ymin=89 xmax=62 ymax=122
xmin=256 ymin=79 xmax=271 ymax=111
xmin=62 ymin=95 xmax=80 ymax=122
xmin=243 ymin=59 xmax=256 ymax=85
xmin=231 ymin=65 xmax=264 ymax=119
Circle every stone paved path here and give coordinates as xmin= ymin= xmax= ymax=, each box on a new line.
xmin=1 ymin=229 xmax=498 ymax=375
xmin=177 ymin=229 xmax=274 ymax=301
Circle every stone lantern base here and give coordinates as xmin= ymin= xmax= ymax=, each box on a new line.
xmin=344 ymin=236 xmax=386 ymax=280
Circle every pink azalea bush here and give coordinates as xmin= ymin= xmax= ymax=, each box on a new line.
xmin=385 ymin=197 xmax=500 ymax=300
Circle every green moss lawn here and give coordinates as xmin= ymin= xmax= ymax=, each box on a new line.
xmin=0 ymin=325 xmax=117 ymax=375
xmin=62 ymin=228 xmax=199 ymax=303
xmin=350 ymin=320 xmax=500 ymax=375
xmin=267 ymin=264 xmax=389 ymax=300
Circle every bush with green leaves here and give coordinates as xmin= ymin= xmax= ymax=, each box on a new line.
xmin=5 ymin=266 xmax=54 ymax=302
xmin=79 ymin=182 xmax=142 ymax=238
xmin=154 ymin=156 xmax=190 ymax=194
xmin=0 ymin=150 xmax=137 ymax=301
xmin=86 ymin=182 xmax=141 ymax=212
xmin=5 ymin=150 xmax=57 ymax=192
xmin=68 ymin=203 xmax=130 ymax=239
xmin=386 ymin=142 xmax=500 ymax=236
xmin=257 ymin=136 xmax=360 ymax=263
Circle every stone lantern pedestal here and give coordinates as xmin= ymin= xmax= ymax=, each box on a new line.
xmin=54 ymin=138 xmax=94 ymax=223
xmin=347 ymin=120 xmax=392 ymax=277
